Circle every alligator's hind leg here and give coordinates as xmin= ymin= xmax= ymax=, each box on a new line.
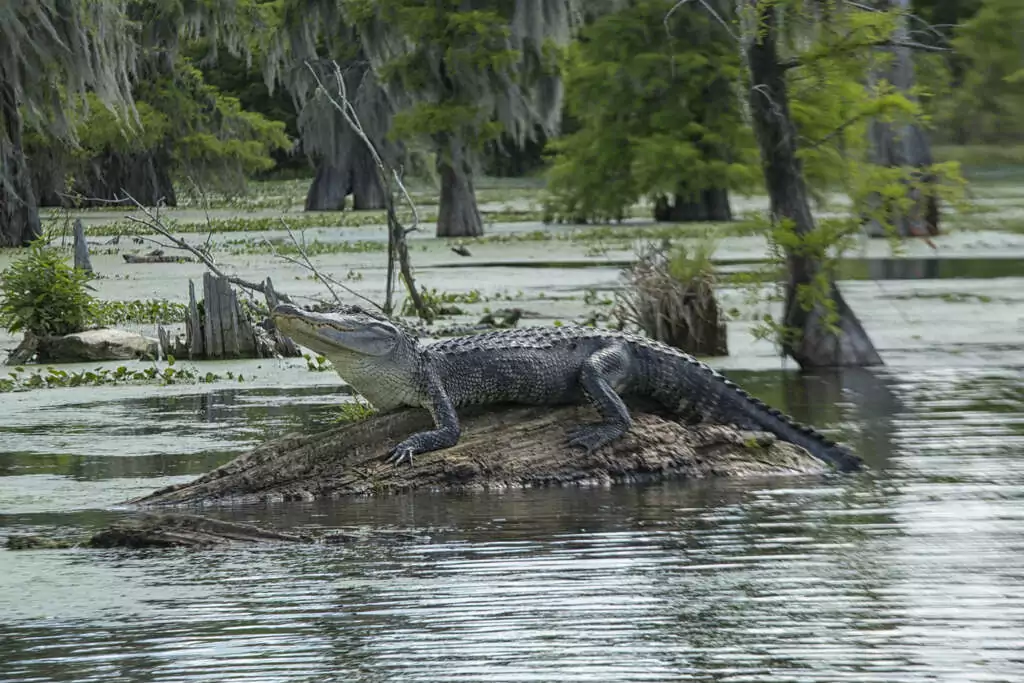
xmin=567 ymin=344 xmax=634 ymax=453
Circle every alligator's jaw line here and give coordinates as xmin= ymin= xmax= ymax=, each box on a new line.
xmin=270 ymin=304 xmax=863 ymax=472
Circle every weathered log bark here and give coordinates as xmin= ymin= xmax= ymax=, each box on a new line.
xmin=745 ymin=2 xmax=883 ymax=368
xmin=128 ymin=402 xmax=828 ymax=507
xmin=0 ymin=79 xmax=42 ymax=247
xmin=435 ymin=133 xmax=484 ymax=237
xmin=653 ymin=188 xmax=733 ymax=222
xmin=864 ymin=0 xmax=939 ymax=238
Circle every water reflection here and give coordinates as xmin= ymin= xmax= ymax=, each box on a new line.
xmin=0 ymin=367 xmax=1022 ymax=681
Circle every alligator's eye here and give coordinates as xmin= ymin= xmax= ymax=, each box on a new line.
xmin=364 ymin=322 xmax=397 ymax=336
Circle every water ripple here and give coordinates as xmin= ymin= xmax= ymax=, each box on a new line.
xmin=1 ymin=368 xmax=1023 ymax=681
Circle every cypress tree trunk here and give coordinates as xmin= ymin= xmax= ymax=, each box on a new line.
xmin=305 ymin=159 xmax=351 ymax=211
xmin=305 ymin=146 xmax=386 ymax=212
xmin=864 ymin=0 xmax=939 ymax=238
xmin=0 ymin=81 xmax=42 ymax=247
xmin=653 ymin=188 xmax=733 ymax=222
xmin=30 ymin=146 xmax=72 ymax=208
xmin=435 ymin=133 xmax=483 ymax=238
xmin=350 ymin=145 xmax=387 ymax=210
xmin=746 ymin=2 xmax=883 ymax=368
xmin=72 ymin=150 xmax=177 ymax=207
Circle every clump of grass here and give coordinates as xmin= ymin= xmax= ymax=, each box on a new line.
xmin=614 ymin=239 xmax=729 ymax=356
xmin=332 ymin=398 xmax=377 ymax=423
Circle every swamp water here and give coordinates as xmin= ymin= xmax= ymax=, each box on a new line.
xmin=1 ymin=363 xmax=1022 ymax=682
xmin=1 ymin=221 xmax=1023 ymax=680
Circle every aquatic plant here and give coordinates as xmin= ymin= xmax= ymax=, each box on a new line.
xmin=0 ymin=357 xmax=245 ymax=393
xmin=90 ymin=299 xmax=189 ymax=325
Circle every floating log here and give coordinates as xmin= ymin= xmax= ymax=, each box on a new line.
xmin=122 ymin=249 xmax=192 ymax=264
xmin=5 ymin=328 xmax=159 ymax=364
xmin=128 ymin=401 xmax=828 ymax=507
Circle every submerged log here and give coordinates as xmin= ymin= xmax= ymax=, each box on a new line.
xmin=5 ymin=512 xmax=430 ymax=550
xmin=129 ymin=402 xmax=828 ymax=507
xmin=87 ymin=513 xmax=309 ymax=548
xmin=5 ymin=514 xmax=309 ymax=550
xmin=122 ymin=250 xmax=192 ymax=264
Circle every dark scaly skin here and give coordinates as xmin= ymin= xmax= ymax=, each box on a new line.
xmin=271 ymin=304 xmax=863 ymax=472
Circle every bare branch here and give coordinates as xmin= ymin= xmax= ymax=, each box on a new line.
xmin=273 ymin=218 xmax=383 ymax=311
xmin=118 ymin=189 xmax=294 ymax=304
xmin=666 ymin=0 xmax=739 ymax=43
xmin=304 ymin=59 xmax=433 ymax=321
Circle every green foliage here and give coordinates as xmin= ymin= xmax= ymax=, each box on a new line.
xmin=774 ymin=1 xmax=969 ymax=249
xmin=73 ymin=57 xmax=291 ymax=194
xmin=943 ymin=0 xmax=1024 ymax=144
xmin=304 ymin=353 xmax=332 ymax=372
xmin=330 ymin=398 xmax=378 ymax=423
xmin=0 ymin=241 xmax=96 ymax=337
xmin=22 ymin=0 xmax=293 ymax=207
xmin=544 ymin=1 xmax=759 ymax=223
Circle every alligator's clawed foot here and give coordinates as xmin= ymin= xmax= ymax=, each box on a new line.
xmin=566 ymin=424 xmax=626 ymax=454
xmin=386 ymin=445 xmax=415 ymax=467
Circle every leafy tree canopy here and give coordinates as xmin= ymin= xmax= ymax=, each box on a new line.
xmin=543 ymin=0 xmax=760 ymax=223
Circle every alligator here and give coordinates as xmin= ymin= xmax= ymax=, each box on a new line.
xmin=271 ymin=304 xmax=863 ymax=472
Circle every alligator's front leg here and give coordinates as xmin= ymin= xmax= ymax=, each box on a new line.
xmin=567 ymin=344 xmax=634 ymax=453
xmin=386 ymin=369 xmax=460 ymax=466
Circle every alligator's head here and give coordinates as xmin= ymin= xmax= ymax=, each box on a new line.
xmin=271 ymin=303 xmax=421 ymax=408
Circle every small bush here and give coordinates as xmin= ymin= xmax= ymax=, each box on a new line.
xmin=0 ymin=240 xmax=96 ymax=337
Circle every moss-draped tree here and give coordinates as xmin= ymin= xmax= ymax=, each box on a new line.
xmin=0 ymin=0 xmax=136 ymax=246
xmin=28 ymin=0 xmax=289 ymax=209
xmin=263 ymin=2 xmax=407 ymax=212
xmin=345 ymin=0 xmax=579 ymax=237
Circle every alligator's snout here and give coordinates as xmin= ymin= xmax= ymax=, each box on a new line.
xmin=271 ymin=303 xmax=303 ymax=319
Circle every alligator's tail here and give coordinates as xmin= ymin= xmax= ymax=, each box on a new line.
xmin=671 ymin=361 xmax=863 ymax=472
xmin=715 ymin=378 xmax=862 ymax=472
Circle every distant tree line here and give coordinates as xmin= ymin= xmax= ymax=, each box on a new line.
xmin=0 ymin=0 xmax=1020 ymax=369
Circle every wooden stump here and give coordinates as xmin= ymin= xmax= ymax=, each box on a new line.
xmin=72 ymin=219 xmax=93 ymax=273
xmin=160 ymin=275 xmax=301 ymax=360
